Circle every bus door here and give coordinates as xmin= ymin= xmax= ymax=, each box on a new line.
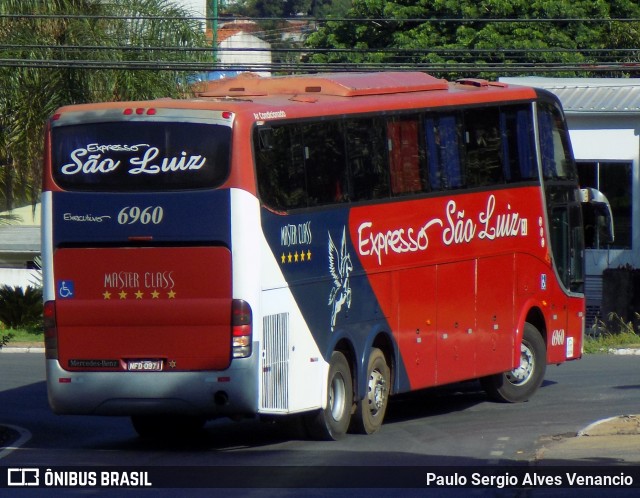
xmin=538 ymin=100 xmax=586 ymax=361
xmin=547 ymin=198 xmax=585 ymax=359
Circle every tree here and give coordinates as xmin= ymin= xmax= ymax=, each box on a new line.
xmin=304 ymin=0 xmax=640 ymax=79
xmin=227 ymin=0 xmax=352 ymax=18
xmin=0 ymin=0 xmax=210 ymax=212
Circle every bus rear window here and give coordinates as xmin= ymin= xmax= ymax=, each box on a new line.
xmin=51 ymin=121 xmax=231 ymax=191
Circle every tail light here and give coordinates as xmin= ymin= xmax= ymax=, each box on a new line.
xmin=231 ymin=299 xmax=252 ymax=359
xmin=43 ymin=301 xmax=58 ymax=359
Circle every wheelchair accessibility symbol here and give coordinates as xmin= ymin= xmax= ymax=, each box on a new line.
xmin=57 ymin=280 xmax=75 ymax=299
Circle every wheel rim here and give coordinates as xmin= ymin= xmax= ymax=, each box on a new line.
xmin=367 ymin=368 xmax=387 ymax=416
xmin=506 ymin=342 xmax=534 ymax=386
xmin=329 ymin=372 xmax=346 ymax=421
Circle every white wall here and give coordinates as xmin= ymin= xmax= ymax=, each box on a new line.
xmin=175 ymin=0 xmax=206 ymax=17
xmin=219 ymin=33 xmax=271 ymax=77
xmin=0 ymin=269 xmax=40 ymax=289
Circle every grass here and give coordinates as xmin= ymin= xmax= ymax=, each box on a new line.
xmin=583 ymin=312 xmax=640 ymax=354
xmin=583 ymin=329 xmax=640 ymax=354
xmin=0 ymin=327 xmax=43 ymax=345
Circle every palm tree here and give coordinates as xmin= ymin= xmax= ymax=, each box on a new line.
xmin=0 ymin=0 xmax=210 ymax=211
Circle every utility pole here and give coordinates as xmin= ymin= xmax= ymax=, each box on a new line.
xmin=212 ymin=0 xmax=218 ymax=63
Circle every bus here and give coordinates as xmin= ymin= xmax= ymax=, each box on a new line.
xmin=43 ymin=71 xmax=587 ymax=440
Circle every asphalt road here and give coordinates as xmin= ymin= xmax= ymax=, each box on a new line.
xmin=0 ymin=352 xmax=639 ymax=496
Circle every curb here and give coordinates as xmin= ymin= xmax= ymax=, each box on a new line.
xmin=0 ymin=346 xmax=45 ymax=353
xmin=610 ymin=348 xmax=640 ymax=355
xmin=578 ymin=414 xmax=640 ymax=437
xmin=0 ymin=343 xmax=44 ymax=354
xmin=536 ymin=414 xmax=640 ymax=464
xmin=0 ymin=424 xmax=32 ymax=460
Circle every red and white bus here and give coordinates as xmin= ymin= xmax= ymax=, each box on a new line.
xmin=43 ymin=71 xmax=586 ymax=440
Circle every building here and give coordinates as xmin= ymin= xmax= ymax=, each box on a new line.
xmin=177 ymin=0 xmax=207 ymax=17
xmin=173 ymin=1 xmax=272 ymax=79
xmin=0 ymin=203 xmax=41 ymax=289
xmin=211 ymin=20 xmax=272 ymax=78
xmin=502 ymin=77 xmax=640 ymax=325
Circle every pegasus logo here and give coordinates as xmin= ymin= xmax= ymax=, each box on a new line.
xmin=328 ymin=227 xmax=353 ymax=331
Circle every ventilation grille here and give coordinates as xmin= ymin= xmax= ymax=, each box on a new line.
xmin=261 ymin=313 xmax=290 ymax=411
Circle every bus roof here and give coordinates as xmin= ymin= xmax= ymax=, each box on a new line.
xmin=196 ymin=71 xmax=449 ymax=97
xmin=51 ymin=72 xmax=541 ymax=120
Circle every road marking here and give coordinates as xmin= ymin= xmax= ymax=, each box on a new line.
xmin=0 ymin=424 xmax=32 ymax=460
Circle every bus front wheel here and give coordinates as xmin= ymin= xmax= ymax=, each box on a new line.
xmin=304 ymin=351 xmax=353 ymax=440
xmin=350 ymin=348 xmax=390 ymax=434
xmin=481 ymin=323 xmax=546 ymax=403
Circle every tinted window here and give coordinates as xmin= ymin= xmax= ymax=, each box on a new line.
xmin=52 ymin=122 xmax=231 ymax=191
xmin=538 ymin=102 xmax=577 ymax=181
xmin=255 ymin=117 xmax=390 ymax=211
xmin=255 ymin=104 xmax=539 ymax=211
xmin=463 ymin=107 xmax=505 ymax=187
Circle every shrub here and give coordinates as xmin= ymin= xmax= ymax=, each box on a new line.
xmin=0 ymin=285 xmax=43 ymax=331
xmin=0 ymin=332 xmax=13 ymax=349
xmin=584 ymin=312 xmax=640 ymax=354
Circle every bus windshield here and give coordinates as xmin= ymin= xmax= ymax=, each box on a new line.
xmin=51 ymin=121 xmax=231 ymax=191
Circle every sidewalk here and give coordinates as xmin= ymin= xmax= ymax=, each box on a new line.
xmin=536 ymin=414 xmax=640 ymax=465
xmin=0 ymin=342 xmax=44 ymax=353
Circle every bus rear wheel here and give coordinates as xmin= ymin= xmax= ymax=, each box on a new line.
xmin=350 ymin=348 xmax=390 ymax=434
xmin=304 ymin=351 xmax=353 ymax=440
xmin=481 ymin=323 xmax=546 ymax=403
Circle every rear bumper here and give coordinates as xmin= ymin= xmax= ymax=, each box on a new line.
xmin=46 ymin=352 xmax=259 ymax=418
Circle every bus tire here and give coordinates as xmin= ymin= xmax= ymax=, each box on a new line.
xmin=350 ymin=348 xmax=390 ymax=435
xmin=304 ymin=351 xmax=353 ymax=440
xmin=131 ymin=415 xmax=206 ymax=440
xmin=481 ymin=323 xmax=546 ymax=403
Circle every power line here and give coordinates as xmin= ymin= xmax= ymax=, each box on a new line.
xmin=1 ymin=15 xmax=639 ymax=76
xmin=2 ymin=14 xmax=640 ymax=22
xmin=0 ymin=57 xmax=637 ymax=74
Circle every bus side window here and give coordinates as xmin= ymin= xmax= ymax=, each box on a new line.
xmin=388 ymin=117 xmax=425 ymax=196
xmin=500 ymin=106 xmax=536 ymax=183
xmin=255 ymin=125 xmax=308 ymax=210
xmin=345 ymin=118 xmax=390 ymax=202
xmin=462 ymin=108 xmax=504 ymax=188
xmin=425 ymin=114 xmax=463 ymax=191
xmin=303 ymin=121 xmax=345 ymax=206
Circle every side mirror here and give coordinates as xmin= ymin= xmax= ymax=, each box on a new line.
xmin=581 ymin=187 xmax=614 ymax=246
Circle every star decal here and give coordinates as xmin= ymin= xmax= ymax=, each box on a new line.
xmin=280 ymin=249 xmax=313 ymax=264
xmin=103 ymin=291 xmax=111 ymax=300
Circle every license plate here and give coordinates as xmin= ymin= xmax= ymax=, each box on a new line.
xmin=127 ymin=360 xmax=163 ymax=371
